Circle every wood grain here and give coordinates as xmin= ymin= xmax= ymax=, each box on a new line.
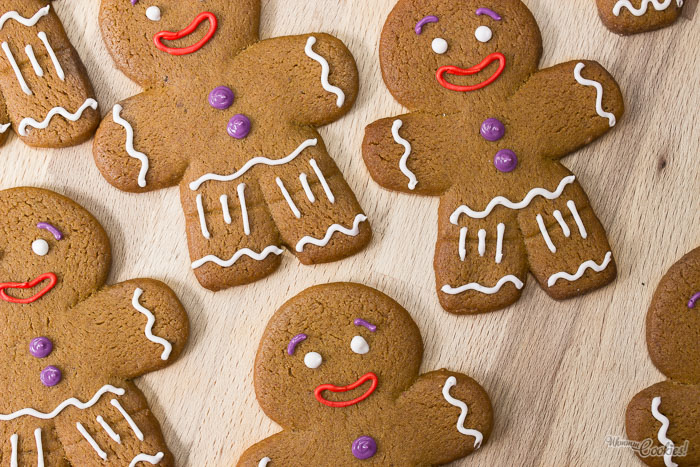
xmin=1 ymin=0 xmax=697 ymax=465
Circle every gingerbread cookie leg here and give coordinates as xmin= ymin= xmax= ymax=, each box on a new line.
xmin=0 ymin=95 xmax=9 ymax=146
xmin=0 ymin=421 xmax=66 ymax=467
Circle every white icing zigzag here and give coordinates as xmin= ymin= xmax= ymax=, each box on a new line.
xmin=295 ymin=214 xmax=368 ymax=252
xmin=442 ymin=376 xmax=484 ymax=448
xmin=192 ymin=245 xmax=284 ymax=269
xmin=442 ymin=275 xmax=524 ymax=295
xmin=574 ymin=63 xmax=616 ymax=128
xmin=547 ymin=251 xmax=612 ymax=287
xmin=614 ymin=0 xmax=683 ymax=17
xmin=304 ymin=36 xmax=345 ymax=107
xmin=129 ymin=452 xmax=165 ymax=467
xmin=132 ymin=288 xmax=173 ymax=360
xmin=651 ymin=397 xmax=677 ymax=467
xmin=0 ymin=385 xmax=125 ymax=421
xmin=19 ymin=98 xmax=98 ymax=136
xmin=0 ymin=5 xmax=50 ymax=30
xmin=392 ymin=119 xmax=418 ymax=190
xmin=113 ymin=104 xmax=149 ymax=188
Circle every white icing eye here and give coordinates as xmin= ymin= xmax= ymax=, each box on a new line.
xmin=146 ymin=6 xmax=161 ymax=22
xmin=431 ymin=38 xmax=448 ymax=55
xmin=351 ymin=336 xmax=369 ymax=355
xmin=304 ymin=351 xmax=322 ymax=369
xmin=475 ymin=26 xmax=493 ymax=43
xmin=32 ymin=239 xmax=49 ymax=256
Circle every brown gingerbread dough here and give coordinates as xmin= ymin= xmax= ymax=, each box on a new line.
xmin=596 ymin=0 xmax=685 ymax=35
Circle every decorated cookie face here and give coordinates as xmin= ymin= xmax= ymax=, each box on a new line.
xmin=596 ymin=0 xmax=685 ymax=35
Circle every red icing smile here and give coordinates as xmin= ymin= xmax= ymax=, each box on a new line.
xmin=437 ymin=52 xmax=506 ymax=92
xmin=154 ymin=12 xmax=218 ymax=56
xmin=314 ymin=372 xmax=378 ymax=408
xmin=0 ymin=272 xmax=57 ymax=304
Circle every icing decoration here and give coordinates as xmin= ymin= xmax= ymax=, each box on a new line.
xmin=111 ymin=398 xmax=144 ymax=441
xmin=96 ymin=415 xmax=121 ymax=443
xmin=442 ymin=275 xmax=524 ymax=295
xmin=25 ymin=45 xmax=43 ymax=77
xmin=480 ymin=118 xmax=505 ymax=142
xmin=567 ymin=200 xmax=587 ymax=239
xmin=77 ymin=421 xmax=107 ymax=460
xmin=351 ymin=336 xmax=370 ymax=355
xmin=0 ymin=385 xmax=125 ymax=421
xmin=552 ymin=210 xmax=571 ymax=238
xmin=29 ymin=337 xmax=53 ymax=358
xmin=37 ymin=31 xmax=65 ymax=81
xmin=651 ymin=397 xmax=677 ymax=467
xmin=299 ymin=173 xmax=315 ymax=202
xmin=688 ymin=292 xmax=700 ymax=309
xmin=392 ymin=119 xmax=418 ymax=190
xmin=437 ymin=52 xmax=506 ymax=93
xmin=2 ymin=41 xmax=32 ymax=95
xmin=493 ymin=149 xmax=517 ymax=173
xmin=191 ymin=245 xmax=283 ymax=269
xmin=442 ymin=376 xmax=484 ymax=448
xmin=19 ymin=98 xmax=98 ymax=136
xmin=305 ymin=36 xmax=346 ymax=107
xmin=154 ymin=12 xmax=218 ymax=56
xmin=113 ymin=104 xmax=149 ymax=188
xmin=34 ymin=428 xmax=44 ymax=467
xmin=209 ymin=86 xmax=235 ymax=110
xmin=129 ymin=452 xmax=164 ymax=467
xmin=450 ymin=175 xmax=576 ymax=223
xmin=354 ymin=318 xmax=377 ymax=332
xmin=459 ymin=227 xmax=468 ymax=261
xmin=32 ymin=239 xmax=49 ymax=256
xmin=220 ymin=195 xmax=232 ymax=224
xmin=547 ymin=251 xmax=612 ymax=287
xmin=276 ymin=177 xmax=301 ymax=218
xmin=132 ymin=288 xmax=173 ymax=360
xmin=196 ymin=193 xmax=210 ymax=239
xmin=227 ymin=114 xmax=252 ymax=139
xmin=258 ymin=458 xmax=271 ymax=467
xmin=189 ymin=139 xmax=318 ymax=190
xmin=304 ymin=351 xmax=323 ymax=369
xmin=295 ymin=214 xmax=367 ymax=252
xmin=146 ymin=6 xmax=161 ymax=21
xmin=0 ymin=5 xmax=50 ymax=30
xmin=476 ymin=7 xmax=502 ymax=21
xmin=415 ymin=15 xmax=439 ymax=35
xmin=432 ymin=38 xmax=448 ymax=54
xmin=287 ymin=333 xmax=307 ymax=355
xmin=536 ymin=214 xmax=557 ymax=254
xmin=574 ymin=63 xmax=616 ymax=127
xmin=309 ymin=159 xmax=336 ymax=203
xmin=37 ymin=222 xmax=63 ymax=240
xmin=477 ymin=229 xmax=486 ymax=257
xmin=0 ymin=122 xmax=10 ymax=133
xmin=0 ymin=272 xmax=57 ymax=304
xmin=352 ymin=436 xmax=377 ymax=460
xmin=237 ymin=183 xmax=251 ymax=235
xmin=475 ymin=26 xmax=492 ymax=43
xmin=315 ymin=372 xmax=378 ymax=408
xmin=40 ymin=366 xmax=62 ymax=387
xmin=10 ymin=434 xmax=17 ymax=467
xmin=131 ymin=0 xmax=138 ymax=5
xmin=495 ymin=223 xmax=505 ymax=264
xmin=613 ymin=0 xmax=683 ymax=16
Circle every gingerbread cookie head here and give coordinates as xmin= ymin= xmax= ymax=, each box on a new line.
xmin=596 ymin=0 xmax=685 ymax=35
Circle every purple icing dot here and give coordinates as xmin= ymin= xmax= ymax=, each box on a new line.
xmin=209 ymin=86 xmax=235 ymax=110
xmin=352 ymin=436 xmax=377 ymax=460
xmin=40 ymin=366 xmax=62 ymax=387
xmin=494 ymin=149 xmax=518 ymax=173
xmin=29 ymin=337 xmax=53 ymax=358
xmin=227 ymin=114 xmax=251 ymax=139
xmin=480 ymin=118 xmax=505 ymax=142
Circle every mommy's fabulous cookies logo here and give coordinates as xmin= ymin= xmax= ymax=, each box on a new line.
xmin=605 ymin=435 xmax=689 ymax=460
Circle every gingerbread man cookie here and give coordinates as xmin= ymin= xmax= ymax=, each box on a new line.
xmin=363 ymin=0 xmax=624 ymax=315
xmin=0 ymin=187 xmax=188 ymax=466
xmin=238 ymin=283 xmax=493 ymax=466
xmin=0 ymin=0 xmax=99 ymax=147
xmin=93 ymin=0 xmax=370 ymax=291
xmin=596 ymin=0 xmax=685 ymax=35
xmin=626 ymin=247 xmax=700 ymax=466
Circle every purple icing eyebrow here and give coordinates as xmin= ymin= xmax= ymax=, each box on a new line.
xmin=354 ymin=319 xmax=377 ymax=332
xmin=415 ymin=15 xmax=439 ymax=35
xmin=37 ymin=222 xmax=63 ymax=240
xmin=476 ymin=7 xmax=502 ymax=21
xmin=287 ymin=333 xmax=307 ymax=355
xmin=689 ymin=292 xmax=700 ymax=309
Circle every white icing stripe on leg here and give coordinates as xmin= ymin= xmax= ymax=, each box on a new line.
xmin=442 ymin=275 xmax=524 ymax=295
xmin=478 ymin=229 xmax=486 ymax=257
xmin=19 ymin=98 xmax=98 ymax=136
xmin=196 ymin=194 xmax=210 ymax=239
xmin=37 ymin=31 xmax=64 ymax=81
xmin=304 ymin=36 xmax=345 ymax=107
xmin=276 ymin=177 xmax=301 ymax=218
xmin=552 ymin=210 xmax=571 ymax=238
xmin=25 ymin=44 xmax=43 ymax=76
xmin=574 ymin=63 xmax=616 ymax=127
xmin=295 ymin=214 xmax=367 ymax=252
xmin=613 ymin=0 xmax=680 ymax=16
xmin=35 ymin=428 xmax=44 ymax=467
xmin=110 ymin=399 xmax=143 ymax=441
xmin=132 ymin=288 xmax=172 ymax=360
xmin=442 ymin=376 xmax=484 ymax=449
xmin=299 ymin=173 xmax=316 ymax=202
xmin=566 ymin=200 xmax=587 ymax=239
xmin=129 ymin=452 xmax=164 ymax=467
xmin=259 ymin=457 xmax=271 ymax=467
xmin=0 ymin=6 xmax=50 ymax=29
xmin=651 ymin=397 xmax=677 ymax=467
xmin=192 ymin=245 xmax=283 ymax=269
xmin=536 ymin=214 xmax=557 ymax=253
xmin=2 ymin=42 xmax=31 ymax=95
xmin=220 ymin=195 xmax=232 ymax=224
xmin=459 ymin=227 xmax=468 ymax=262
xmin=10 ymin=434 xmax=18 ymax=467
xmin=392 ymin=119 xmax=418 ymax=190
xmin=237 ymin=183 xmax=251 ymax=235
xmin=76 ymin=422 xmax=107 ymax=460
xmin=96 ymin=415 xmax=121 ymax=443
xmin=495 ymin=223 xmax=505 ymax=264
xmin=547 ymin=251 xmax=612 ymax=287
xmin=309 ymin=159 xmax=335 ymax=203
xmin=113 ymin=104 xmax=149 ymax=188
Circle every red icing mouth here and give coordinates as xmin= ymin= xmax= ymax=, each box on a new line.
xmin=437 ymin=52 xmax=506 ymax=92
xmin=314 ymin=372 xmax=378 ymax=408
xmin=0 ymin=272 xmax=57 ymax=304
xmin=153 ymin=12 xmax=218 ymax=56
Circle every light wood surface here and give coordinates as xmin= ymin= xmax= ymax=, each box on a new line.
xmin=2 ymin=0 xmax=698 ymax=465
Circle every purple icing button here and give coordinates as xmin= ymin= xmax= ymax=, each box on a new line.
xmin=40 ymin=366 xmax=62 ymax=387
xmin=29 ymin=337 xmax=53 ymax=358
xmin=494 ymin=149 xmax=518 ymax=173
xmin=209 ymin=86 xmax=235 ymax=110
xmin=227 ymin=114 xmax=251 ymax=139
xmin=352 ymin=436 xmax=377 ymax=460
xmin=480 ymin=118 xmax=505 ymax=142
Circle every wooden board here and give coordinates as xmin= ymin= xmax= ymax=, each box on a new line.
xmin=2 ymin=0 xmax=698 ymax=465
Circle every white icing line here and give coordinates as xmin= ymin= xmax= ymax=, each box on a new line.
xmin=192 ymin=245 xmax=283 ymax=269
xmin=651 ymin=397 xmax=677 ymax=467
xmin=220 ymin=195 xmax=232 ymax=224
xmin=19 ymin=98 xmax=97 ymax=136
xmin=450 ymin=176 xmax=576 ymax=223
xmin=258 ymin=457 xmax=271 ymax=467
xmin=113 ymin=104 xmax=149 ymax=188
xmin=37 ymin=31 xmax=64 ymax=81
xmin=129 ymin=452 xmax=164 ymax=467
xmin=132 ymin=288 xmax=173 ymax=361
xmin=574 ymin=63 xmax=616 ymax=128
xmin=25 ymin=44 xmax=43 ymax=76
xmin=567 ymin=200 xmax=588 ymax=239
xmin=189 ymin=139 xmax=318 ymax=190
xmin=309 ymin=159 xmax=335 ymax=203
xmin=0 ymin=122 xmax=10 ymax=133
xmin=10 ymin=434 xmax=18 ymax=467
xmin=536 ymin=214 xmax=557 ymax=254
xmin=495 ymin=223 xmax=505 ymax=264
xmin=299 ymin=173 xmax=316 ymax=202
xmin=34 ymin=428 xmax=44 ymax=467
xmin=442 ymin=275 xmax=524 ymax=295
xmin=276 ymin=177 xmax=301 ymax=218
xmin=552 ymin=210 xmax=571 ymax=238
xmin=547 ymin=251 xmax=612 ymax=287
xmin=392 ymin=119 xmax=418 ymax=190
xmin=76 ymin=422 xmax=107 ymax=460
xmin=237 ymin=183 xmax=250 ymax=235
xmin=0 ymin=385 xmax=125 ymax=421
xmin=96 ymin=415 xmax=121 ymax=443
xmin=459 ymin=227 xmax=468 ymax=262
xmin=2 ymin=42 xmax=31 ymax=95
xmin=613 ymin=0 xmax=681 ymax=16
xmin=0 ymin=5 xmax=50 ymax=30
xmin=477 ymin=229 xmax=486 ymax=257
xmin=295 ymin=213 xmax=367 ymax=252
xmin=196 ymin=193 xmax=211 ymax=239
xmin=304 ymin=36 xmax=345 ymax=107
xmin=442 ymin=376 xmax=484 ymax=449
xmin=111 ymin=399 xmax=143 ymax=441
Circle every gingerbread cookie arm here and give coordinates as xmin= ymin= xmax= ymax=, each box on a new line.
xmin=237 ymin=431 xmax=304 ymax=467
xmin=0 ymin=92 xmax=9 ymax=146
xmin=596 ymin=0 xmax=684 ymax=35
xmin=509 ymin=60 xmax=623 ymax=161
